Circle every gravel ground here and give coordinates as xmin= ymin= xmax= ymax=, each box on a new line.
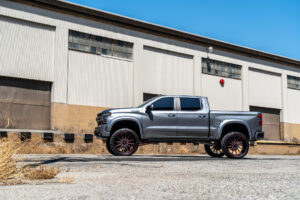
xmin=0 ymin=154 xmax=299 ymax=200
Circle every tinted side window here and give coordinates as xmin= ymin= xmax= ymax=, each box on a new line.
xmin=152 ymin=97 xmax=174 ymax=111
xmin=180 ymin=98 xmax=201 ymax=111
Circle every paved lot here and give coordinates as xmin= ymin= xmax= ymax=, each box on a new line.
xmin=0 ymin=154 xmax=300 ymax=200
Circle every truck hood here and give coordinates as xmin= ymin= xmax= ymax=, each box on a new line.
xmin=99 ymin=107 xmax=141 ymax=115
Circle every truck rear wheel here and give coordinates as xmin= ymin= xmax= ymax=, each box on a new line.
xmin=109 ymin=128 xmax=139 ymax=156
xmin=204 ymin=144 xmax=224 ymax=157
xmin=221 ymin=132 xmax=249 ymax=159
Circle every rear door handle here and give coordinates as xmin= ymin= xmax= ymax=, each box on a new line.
xmin=168 ymin=114 xmax=176 ymax=117
xmin=199 ymin=115 xmax=206 ymax=118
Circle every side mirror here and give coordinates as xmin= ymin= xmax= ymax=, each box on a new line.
xmin=146 ymin=104 xmax=153 ymax=113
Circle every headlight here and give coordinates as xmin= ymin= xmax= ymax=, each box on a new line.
xmin=103 ymin=112 xmax=111 ymax=117
xmin=102 ymin=112 xmax=111 ymax=124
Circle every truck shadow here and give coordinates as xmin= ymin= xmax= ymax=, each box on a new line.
xmin=22 ymin=154 xmax=300 ymax=167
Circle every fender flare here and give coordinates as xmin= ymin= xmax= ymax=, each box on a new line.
xmin=217 ymin=120 xmax=251 ymax=140
xmin=107 ymin=117 xmax=144 ymax=138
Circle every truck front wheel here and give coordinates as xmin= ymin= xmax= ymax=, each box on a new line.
xmin=109 ymin=128 xmax=139 ymax=156
xmin=221 ymin=132 xmax=249 ymax=159
xmin=204 ymin=144 xmax=224 ymax=157
xmin=106 ymin=139 xmax=117 ymax=155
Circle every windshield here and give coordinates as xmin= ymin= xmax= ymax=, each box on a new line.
xmin=137 ymin=97 xmax=158 ymax=108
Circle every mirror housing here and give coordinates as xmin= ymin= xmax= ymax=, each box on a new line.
xmin=146 ymin=104 xmax=153 ymax=113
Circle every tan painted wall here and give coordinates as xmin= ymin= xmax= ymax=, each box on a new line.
xmin=51 ymin=103 xmax=108 ymax=134
xmin=281 ymin=122 xmax=300 ymax=142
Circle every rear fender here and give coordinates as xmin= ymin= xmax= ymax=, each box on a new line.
xmin=217 ymin=120 xmax=251 ymax=140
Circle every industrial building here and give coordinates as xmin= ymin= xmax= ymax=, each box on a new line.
xmin=0 ymin=0 xmax=300 ymax=142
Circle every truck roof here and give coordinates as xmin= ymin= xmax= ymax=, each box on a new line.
xmin=157 ymin=95 xmax=206 ymax=98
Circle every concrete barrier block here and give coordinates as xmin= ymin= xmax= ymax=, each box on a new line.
xmin=64 ymin=133 xmax=75 ymax=143
xmin=20 ymin=132 xmax=31 ymax=141
xmin=43 ymin=132 xmax=54 ymax=142
xmin=84 ymin=134 xmax=93 ymax=143
xmin=0 ymin=131 xmax=8 ymax=138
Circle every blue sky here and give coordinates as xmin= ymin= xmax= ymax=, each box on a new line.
xmin=67 ymin=0 xmax=300 ymax=61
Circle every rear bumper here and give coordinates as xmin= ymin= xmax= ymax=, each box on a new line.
xmin=94 ymin=125 xmax=110 ymax=139
xmin=255 ymin=131 xmax=264 ymax=140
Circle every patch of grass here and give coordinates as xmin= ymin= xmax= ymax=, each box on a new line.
xmin=19 ymin=141 xmax=74 ymax=154
xmin=0 ymin=140 xmax=22 ymax=182
xmin=0 ymin=140 xmax=60 ymax=184
xmin=58 ymin=177 xmax=73 ymax=184
xmin=23 ymin=165 xmax=60 ymax=180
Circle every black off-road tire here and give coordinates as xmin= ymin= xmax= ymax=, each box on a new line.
xmin=204 ymin=144 xmax=224 ymax=157
xmin=105 ymin=139 xmax=117 ymax=155
xmin=109 ymin=128 xmax=139 ymax=156
xmin=221 ymin=132 xmax=249 ymax=159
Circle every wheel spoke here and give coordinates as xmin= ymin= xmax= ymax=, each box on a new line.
xmin=208 ymin=145 xmax=223 ymax=156
xmin=121 ymin=132 xmax=126 ymax=139
xmin=113 ymin=131 xmax=137 ymax=154
xmin=225 ymin=134 xmax=247 ymax=157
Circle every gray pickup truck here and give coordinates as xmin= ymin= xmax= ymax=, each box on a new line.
xmin=94 ymin=95 xmax=264 ymax=158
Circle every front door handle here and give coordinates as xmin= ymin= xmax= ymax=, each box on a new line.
xmin=168 ymin=114 xmax=176 ymax=117
xmin=199 ymin=115 xmax=206 ymax=118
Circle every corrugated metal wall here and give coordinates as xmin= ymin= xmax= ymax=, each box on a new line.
xmin=142 ymin=46 xmax=194 ymax=96
xmin=67 ymin=51 xmax=133 ymax=108
xmin=0 ymin=16 xmax=55 ymax=82
xmin=248 ymin=68 xmax=282 ymax=109
xmin=0 ymin=76 xmax=51 ymax=129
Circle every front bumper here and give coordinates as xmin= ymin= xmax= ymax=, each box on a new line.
xmin=94 ymin=125 xmax=110 ymax=139
xmin=255 ymin=131 xmax=264 ymax=140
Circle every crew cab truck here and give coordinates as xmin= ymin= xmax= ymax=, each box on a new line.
xmin=94 ymin=95 xmax=264 ymax=159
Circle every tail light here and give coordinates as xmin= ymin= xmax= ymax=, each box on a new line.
xmin=258 ymin=113 xmax=262 ymax=127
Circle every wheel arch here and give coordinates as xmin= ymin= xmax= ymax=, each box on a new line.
xmin=108 ymin=117 xmax=143 ymax=139
xmin=218 ymin=120 xmax=251 ymax=140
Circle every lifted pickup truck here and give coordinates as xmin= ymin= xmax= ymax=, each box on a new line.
xmin=94 ymin=95 xmax=264 ymax=158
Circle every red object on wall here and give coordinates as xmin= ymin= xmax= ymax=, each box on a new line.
xmin=219 ymin=79 xmax=225 ymax=86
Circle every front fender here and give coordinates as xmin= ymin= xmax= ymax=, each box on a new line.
xmin=217 ymin=120 xmax=251 ymax=140
xmin=107 ymin=116 xmax=144 ymax=138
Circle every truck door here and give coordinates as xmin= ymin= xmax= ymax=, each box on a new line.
xmin=142 ymin=97 xmax=177 ymax=139
xmin=176 ymin=97 xmax=209 ymax=139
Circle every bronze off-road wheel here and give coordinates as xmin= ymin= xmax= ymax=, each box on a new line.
xmin=204 ymin=144 xmax=224 ymax=157
xmin=221 ymin=132 xmax=249 ymax=159
xmin=109 ymin=128 xmax=139 ymax=156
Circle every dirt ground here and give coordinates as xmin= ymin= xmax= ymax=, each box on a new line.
xmin=1 ymin=154 xmax=300 ymax=200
